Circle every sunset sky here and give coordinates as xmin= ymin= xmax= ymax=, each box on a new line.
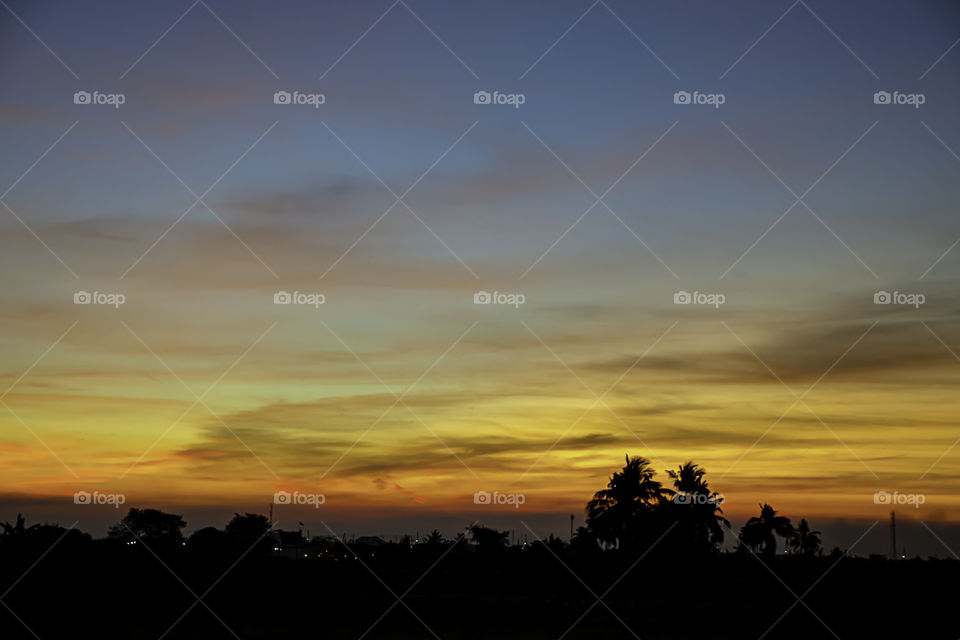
xmin=1 ymin=0 xmax=959 ymax=554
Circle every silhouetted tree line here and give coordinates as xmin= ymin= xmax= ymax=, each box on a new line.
xmin=0 ymin=456 xmax=881 ymax=564
xmin=581 ymin=455 xmax=824 ymax=559
xmin=0 ymin=457 xmax=956 ymax=639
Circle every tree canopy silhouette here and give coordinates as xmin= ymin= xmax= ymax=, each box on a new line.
xmin=225 ymin=512 xmax=271 ymax=543
xmin=586 ymin=455 xmax=665 ymax=550
xmin=740 ymin=503 xmax=794 ymax=558
xmin=108 ymin=508 xmax=186 ymax=549
xmin=789 ymin=518 xmax=823 ymax=557
xmin=468 ymin=525 xmax=508 ymax=552
xmin=664 ymin=461 xmax=729 ymax=553
xmin=585 ymin=455 xmax=733 ymax=555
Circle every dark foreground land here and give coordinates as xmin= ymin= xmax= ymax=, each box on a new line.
xmin=0 ymin=536 xmax=954 ymax=639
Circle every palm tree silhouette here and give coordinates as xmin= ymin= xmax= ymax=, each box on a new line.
xmin=665 ymin=461 xmax=728 ymax=553
xmin=740 ymin=503 xmax=793 ymax=558
xmin=586 ymin=455 xmax=665 ymax=550
xmin=789 ymin=518 xmax=823 ymax=557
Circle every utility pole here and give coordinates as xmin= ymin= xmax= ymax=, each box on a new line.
xmin=889 ymin=511 xmax=897 ymax=560
xmin=569 ymin=514 xmax=574 ymax=540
